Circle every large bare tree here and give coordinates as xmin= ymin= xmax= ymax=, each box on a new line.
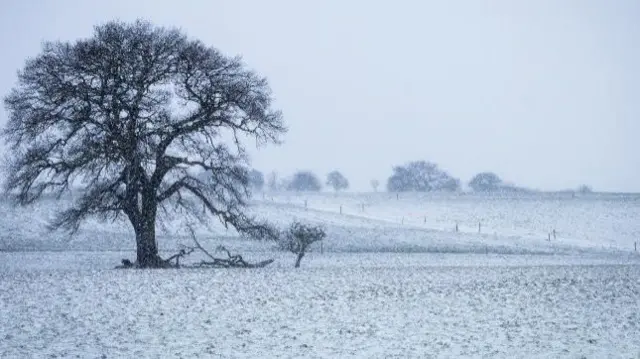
xmin=1 ymin=19 xmax=286 ymax=267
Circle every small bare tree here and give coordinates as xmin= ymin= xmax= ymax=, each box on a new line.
xmin=370 ymin=179 xmax=380 ymax=192
xmin=279 ymin=221 xmax=326 ymax=268
xmin=1 ymin=19 xmax=286 ymax=267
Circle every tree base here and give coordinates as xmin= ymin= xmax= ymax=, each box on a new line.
xmin=115 ymin=256 xmax=175 ymax=269
xmin=116 ymin=227 xmax=276 ymax=270
xmin=115 ymin=247 xmax=274 ymax=270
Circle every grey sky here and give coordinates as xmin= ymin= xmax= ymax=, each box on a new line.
xmin=1 ymin=0 xmax=639 ymax=192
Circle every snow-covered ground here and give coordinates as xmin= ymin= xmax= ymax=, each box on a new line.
xmin=1 ymin=253 xmax=639 ymax=358
xmin=256 ymin=191 xmax=640 ymax=255
xmin=1 ymin=192 xmax=639 ymax=357
xmin=2 ymin=191 xmax=638 ymax=255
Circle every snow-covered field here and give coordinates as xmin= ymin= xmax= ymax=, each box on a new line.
xmin=1 ymin=192 xmax=640 ymax=358
xmin=1 ymin=254 xmax=639 ymax=358
xmin=2 ymin=191 xmax=639 ymax=255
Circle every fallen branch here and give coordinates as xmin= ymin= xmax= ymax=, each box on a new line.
xmin=183 ymin=225 xmax=275 ymax=268
xmin=116 ymin=227 xmax=276 ymax=269
xmin=187 ymin=225 xmax=217 ymax=261
xmin=163 ymin=247 xmax=195 ymax=268
xmin=196 ymin=258 xmax=275 ymax=268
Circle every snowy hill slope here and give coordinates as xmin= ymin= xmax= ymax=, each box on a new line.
xmin=1 ymin=192 xmax=638 ymax=255
xmin=261 ymin=191 xmax=640 ymax=253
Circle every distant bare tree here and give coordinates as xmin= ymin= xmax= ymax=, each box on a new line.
xmin=1 ymin=19 xmax=286 ymax=267
xmin=267 ymin=171 xmax=279 ymax=191
xmin=279 ymin=221 xmax=326 ymax=268
xmin=287 ymin=171 xmax=322 ymax=192
xmin=469 ymin=172 xmax=503 ymax=192
xmin=577 ymin=185 xmax=593 ymax=194
xmin=248 ymin=169 xmax=265 ymax=192
xmin=370 ymin=179 xmax=380 ymax=192
xmin=387 ymin=160 xmax=460 ymax=192
xmin=326 ymin=170 xmax=349 ymax=192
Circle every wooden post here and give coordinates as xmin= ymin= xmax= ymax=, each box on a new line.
xmin=401 ymin=217 xmax=404 ymax=225
xmin=339 ymin=205 xmax=342 ymax=214
xmin=321 ymin=241 xmax=324 ymax=254
xmin=548 ymin=233 xmax=551 ymax=241
xmin=553 ymin=229 xmax=557 ymax=240
xmin=635 ymin=242 xmax=637 ymax=252
xmin=396 ymin=193 xmax=399 ymax=200
xmin=478 ymin=222 xmax=481 ymax=233
xmin=361 ymin=203 xmax=365 ymax=212
xmin=304 ymin=199 xmax=308 ymax=210
xmin=455 ymin=222 xmax=459 ymax=233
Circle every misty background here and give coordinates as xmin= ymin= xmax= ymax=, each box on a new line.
xmin=1 ymin=0 xmax=638 ymax=192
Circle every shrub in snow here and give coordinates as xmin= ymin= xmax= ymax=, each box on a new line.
xmin=279 ymin=221 xmax=326 ymax=268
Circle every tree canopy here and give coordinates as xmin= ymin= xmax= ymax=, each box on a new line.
xmin=370 ymin=179 xmax=380 ymax=192
xmin=1 ymin=19 xmax=287 ymax=267
xmin=326 ymin=170 xmax=349 ymax=192
xmin=468 ymin=172 xmax=503 ymax=192
xmin=287 ymin=171 xmax=322 ymax=192
xmin=387 ymin=161 xmax=460 ymax=192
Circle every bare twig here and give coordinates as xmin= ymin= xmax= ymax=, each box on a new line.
xmin=216 ymin=245 xmax=233 ymax=259
xmin=186 ymin=225 xmax=217 ymax=261
xmin=163 ymin=247 xmax=195 ymax=267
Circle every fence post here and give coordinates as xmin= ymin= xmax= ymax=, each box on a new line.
xmin=401 ymin=217 xmax=404 ymax=225
xmin=339 ymin=205 xmax=342 ymax=214
xmin=635 ymin=242 xmax=637 ymax=252
xmin=547 ymin=233 xmax=551 ymax=241
xmin=553 ymin=229 xmax=557 ymax=240
xmin=478 ymin=222 xmax=481 ymax=233
xmin=321 ymin=241 xmax=324 ymax=254
xmin=396 ymin=193 xmax=399 ymax=200
xmin=304 ymin=199 xmax=308 ymax=210
xmin=362 ymin=203 xmax=365 ymax=212
xmin=424 ymin=216 xmax=427 ymax=224
xmin=455 ymin=222 xmax=459 ymax=233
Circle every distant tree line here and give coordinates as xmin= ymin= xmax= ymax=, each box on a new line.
xmin=251 ymin=161 xmax=593 ymax=194
xmin=245 ymin=169 xmax=350 ymax=193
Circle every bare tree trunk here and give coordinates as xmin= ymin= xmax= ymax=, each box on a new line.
xmin=134 ymin=209 xmax=162 ymax=268
xmin=294 ymin=252 xmax=304 ymax=268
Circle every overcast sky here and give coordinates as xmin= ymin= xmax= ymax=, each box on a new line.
xmin=1 ymin=0 xmax=639 ymax=192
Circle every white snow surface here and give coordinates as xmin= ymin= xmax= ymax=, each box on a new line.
xmin=1 ymin=254 xmax=639 ymax=358
xmin=1 ymin=191 xmax=640 ymax=357
xmin=1 ymin=191 xmax=639 ymax=255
